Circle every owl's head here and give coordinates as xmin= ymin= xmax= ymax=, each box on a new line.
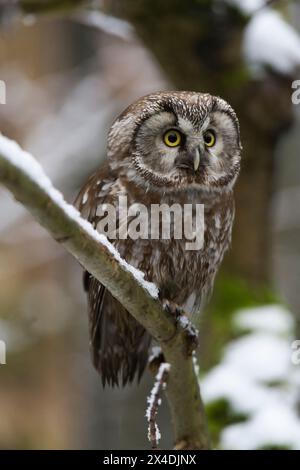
xmin=108 ymin=91 xmax=242 ymax=192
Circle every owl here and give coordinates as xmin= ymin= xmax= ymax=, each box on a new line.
xmin=76 ymin=91 xmax=242 ymax=387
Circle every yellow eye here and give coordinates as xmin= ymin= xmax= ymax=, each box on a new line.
xmin=204 ymin=130 xmax=216 ymax=148
xmin=163 ymin=129 xmax=182 ymax=147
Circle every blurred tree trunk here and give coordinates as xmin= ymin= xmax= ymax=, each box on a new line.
xmin=104 ymin=0 xmax=294 ymax=284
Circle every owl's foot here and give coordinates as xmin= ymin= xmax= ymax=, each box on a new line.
xmin=161 ymin=299 xmax=199 ymax=355
xmin=161 ymin=299 xmax=184 ymax=319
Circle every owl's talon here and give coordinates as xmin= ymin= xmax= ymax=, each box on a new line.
xmin=161 ymin=299 xmax=184 ymax=319
xmin=161 ymin=299 xmax=199 ymax=355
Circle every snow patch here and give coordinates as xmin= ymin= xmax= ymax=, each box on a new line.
xmin=235 ymin=304 xmax=294 ymax=335
xmin=244 ymin=9 xmax=300 ymax=74
xmin=149 ymin=346 xmax=162 ymax=363
xmin=222 ymin=403 xmax=300 ymax=450
xmin=202 ymin=304 xmax=300 ymax=449
xmin=223 ymin=333 xmax=292 ymax=383
xmin=192 ymin=351 xmax=201 ymax=379
xmin=226 ymin=0 xmax=264 ymax=15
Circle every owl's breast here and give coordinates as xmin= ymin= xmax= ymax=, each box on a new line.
xmin=114 ymin=194 xmax=234 ymax=316
xmin=86 ymin=174 xmax=235 ymax=316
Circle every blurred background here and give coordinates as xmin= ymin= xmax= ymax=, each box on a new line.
xmin=0 ymin=0 xmax=300 ymax=450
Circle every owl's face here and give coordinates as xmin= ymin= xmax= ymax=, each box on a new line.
xmin=108 ymin=91 xmax=242 ymax=192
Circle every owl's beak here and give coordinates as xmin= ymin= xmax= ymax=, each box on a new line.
xmin=193 ymin=148 xmax=201 ymax=172
xmin=175 ymin=147 xmax=201 ymax=173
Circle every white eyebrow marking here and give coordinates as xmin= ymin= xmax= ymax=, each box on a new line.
xmin=177 ymin=117 xmax=194 ymax=133
xmin=201 ymin=117 xmax=210 ymax=130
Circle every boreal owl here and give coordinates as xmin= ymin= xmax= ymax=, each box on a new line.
xmin=76 ymin=91 xmax=242 ymax=387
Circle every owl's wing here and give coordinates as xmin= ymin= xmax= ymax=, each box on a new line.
xmin=75 ymin=165 xmax=151 ymax=386
xmin=74 ymin=163 xmax=113 ymax=225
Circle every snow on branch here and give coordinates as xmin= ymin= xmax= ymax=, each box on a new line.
xmin=146 ymin=362 xmax=170 ymax=449
xmin=0 ymin=132 xmax=210 ymax=450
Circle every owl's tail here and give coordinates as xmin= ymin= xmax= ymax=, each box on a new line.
xmin=85 ymin=273 xmax=151 ymax=387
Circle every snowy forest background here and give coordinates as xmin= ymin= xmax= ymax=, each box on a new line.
xmin=0 ymin=0 xmax=300 ymax=449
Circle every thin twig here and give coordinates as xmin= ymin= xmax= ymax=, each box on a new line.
xmin=146 ymin=362 xmax=170 ymax=449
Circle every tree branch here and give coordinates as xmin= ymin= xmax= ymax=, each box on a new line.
xmin=0 ymin=133 xmax=210 ymax=450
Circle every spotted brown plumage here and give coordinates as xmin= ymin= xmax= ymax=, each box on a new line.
xmin=75 ymin=91 xmax=242 ymax=387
